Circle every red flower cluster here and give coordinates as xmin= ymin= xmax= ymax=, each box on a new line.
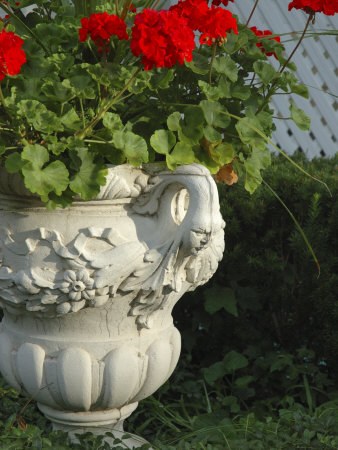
xmin=200 ymin=6 xmax=238 ymax=45
xmin=0 ymin=28 xmax=26 ymax=82
xmin=79 ymin=12 xmax=129 ymax=53
xmin=169 ymin=0 xmax=209 ymax=30
xmin=212 ymin=0 xmax=234 ymax=7
xmin=250 ymin=26 xmax=281 ymax=59
xmin=130 ymin=9 xmax=195 ymax=71
xmin=170 ymin=0 xmax=238 ymax=46
xmin=288 ymin=0 xmax=338 ymax=15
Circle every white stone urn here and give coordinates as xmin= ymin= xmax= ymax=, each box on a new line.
xmin=0 ymin=163 xmax=224 ymax=447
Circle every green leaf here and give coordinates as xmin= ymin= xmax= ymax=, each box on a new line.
xmin=166 ymin=142 xmax=195 ymax=170
xmin=61 ymin=107 xmax=82 ymax=131
xmin=231 ymin=83 xmax=251 ymax=100
xmin=244 ymin=146 xmax=271 ymax=194
xmin=234 ymin=375 xmax=255 ymax=389
xmin=48 ymin=141 xmax=67 ymax=156
xmin=213 ymin=56 xmax=238 ymax=82
xmin=291 ymin=83 xmax=309 ymax=98
xmin=198 ymin=80 xmax=220 ymax=101
xmin=150 ymin=130 xmax=176 ymax=155
xmin=253 ymin=61 xmax=277 ymax=85
xmin=210 ymin=142 xmax=235 ymax=165
xmin=204 ymin=286 xmax=238 ymax=316
xmin=69 ymin=147 xmax=108 ymax=200
xmin=243 ymin=40 xmax=268 ymax=59
xmin=85 ymin=63 xmax=117 ymax=87
xmin=235 ymin=115 xmax=269 ymax=150
xmin=223 ymin=30 xmax=248 ymax=54
xmin=193 ymin=145 xmax=220 ymax=174
xmin=202 ymin=361 xmax=226 ymax=385
xmin=203 ymin=125 xmax=222 ymax=143
xmin=102 ymin=112 xmax=123 ymax=132
xmin=113 ymin=131 xmax=148 ymax=166
xmin=126 ymin=69 xmax=152 ymax=94
xmin=218 ymin=76 xmax=232 ymax=98
xmin=179 ymin=107 xmax=204 ymax=144
xmin=185 ymin=51 xmax=209 ymax=75
xmin=149 ymin=68 xmax=174 ymax=90
xmin=223 ymin=350 xmax=248 ymax=373
xmin=284 ymin=73 xmax=309 ymax=98
xmin=289 ymin=102 xmax=311 ymax=130
xmin=5 ymin=152 xmax=27 ymax=173
xmin=68 ymin=66 xmax=96 ymax=99
xmin=47 ymin=53 xmax=75 ymax=77
xmin=21 ymin=144 xmax=69 ymax=198
xmin=41 ymin=80 xmax=73 ymax=102
xmin=202 ymin=351 xmax=248 ymax=385
xmin=200 ymin=100 xmax=230 ymax=129
xmin=167 ymin=112 xmax=181 ymax=132
xmin=17 ymin=100 xmax=64 ymax=134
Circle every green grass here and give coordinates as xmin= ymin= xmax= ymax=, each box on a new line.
xmin=2 ymin=367 xmax=338 ymax=450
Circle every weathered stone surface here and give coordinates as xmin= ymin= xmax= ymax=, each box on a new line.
xmin=0 ymin=164 xmax=225 ymax=446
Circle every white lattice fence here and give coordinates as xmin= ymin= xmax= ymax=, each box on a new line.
xmin=230 ymin=0 xmax=338 ymax=158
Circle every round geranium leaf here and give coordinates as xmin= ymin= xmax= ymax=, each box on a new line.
xmin=150 ymin=130 xmax=176 ymax=155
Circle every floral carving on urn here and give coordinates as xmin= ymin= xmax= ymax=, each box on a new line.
xmin=0 ymin=164 xmax=224 ymax=446
xmin=57 ymin=270 xmax=96 ymax=313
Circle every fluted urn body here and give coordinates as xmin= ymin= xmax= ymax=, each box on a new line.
xmin=0 ymin=164 xmax=224 ymax=446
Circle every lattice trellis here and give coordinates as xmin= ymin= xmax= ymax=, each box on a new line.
xmin=230 ymin=0 xmax=338 ymax=158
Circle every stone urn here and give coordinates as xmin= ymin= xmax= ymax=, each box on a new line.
xmin=0 ymin=163 xmax=225 ymax=447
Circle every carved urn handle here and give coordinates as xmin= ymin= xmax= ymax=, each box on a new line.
xmin=127 ymin=164 xmax=226 ymax=328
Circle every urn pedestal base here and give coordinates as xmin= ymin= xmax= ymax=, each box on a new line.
xmin=38 ymin=403 xmax=151 ymax=448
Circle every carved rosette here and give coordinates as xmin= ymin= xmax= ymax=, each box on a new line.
xmin=0 ymin=163 xmax=224 ymax=442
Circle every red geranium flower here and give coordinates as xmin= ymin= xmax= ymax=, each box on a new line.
xmin=288 ymin=0 xmax=338 ymax=15
xmin=79 ymin=12 xmax=129 ymax=53
xmin=250 ymin=26 xmax=281 ymax=59
xmin=199 ymin=6 xmax=238 ymax=46
xmin=169 ymin=0 xmax=209 ymax=30
xmin=0 ymin=28 xmax=26 ymax=82
xmin=130 ymin=9 xmax=195 ymax=71
xmin=212 ymin=0 xmax=234 ymax=7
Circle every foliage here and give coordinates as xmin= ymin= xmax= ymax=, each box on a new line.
xmin=0 ymin=153 xmax=337 ymax=448
xmin=174 ymin=152 xmax=338 ymax=382
xmin=0 ymin=0 xmax=314 ymax=207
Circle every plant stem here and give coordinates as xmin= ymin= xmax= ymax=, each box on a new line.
xmin=0 ymin=84 xmax=7 ymax=110
xmin=209 ymin=43 xmax=217 ymax=85
xmin=246 ymin=0 xmax=259 ymax=27
xmin=121 ymin=0 xmax=133 ymax=20
xmin=79 ymin=98 xmax=86 ymax=128
xmin=250 ymin=73 xmax=256 ymax=87
xmin=262 ymin=178 xmax=320 ymax=277
xmin=115 ymin=0 xmax=119 ymax=15
xmin=257 ymin=13 xmax=313 ymax=114
xmin=102 ymin=47 xmax=108 ymax=100
xmin=280 ymin=13 xmax=313 ymax=75
xmin=75 ymin=66 xmax=142 ymax=139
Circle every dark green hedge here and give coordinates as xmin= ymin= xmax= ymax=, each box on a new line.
xmin=174 ymin=153 xmax=338 ymax=381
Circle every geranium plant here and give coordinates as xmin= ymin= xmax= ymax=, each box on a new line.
xmin=0 ymin=0 xmax=336 ymax=209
